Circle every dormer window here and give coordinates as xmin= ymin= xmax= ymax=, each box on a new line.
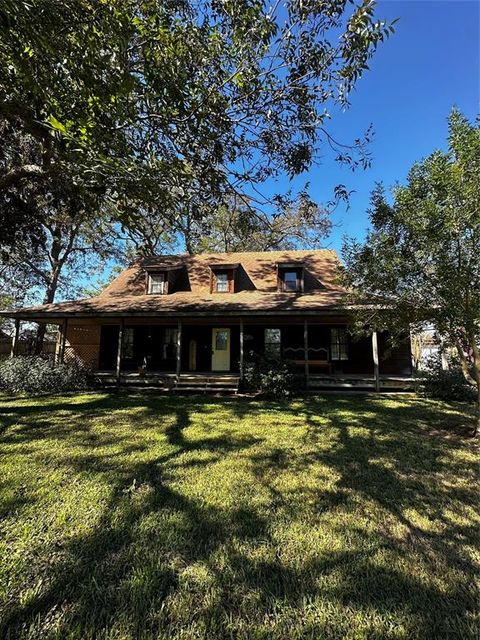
xmin=283 ymin=271 xmax=298 ymax=292
xmin=278 ymin=263 xmax=304 ymax=292
xmin=209 ymin=263 xmax=239 ymax=293
xmin=215 ymin=272 xmax=229 ymax=293
xmin=147 ymin=272 xmax=167 ymax=294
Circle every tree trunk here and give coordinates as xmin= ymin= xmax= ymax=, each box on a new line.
xmin=454 ymin=336 xmax=480 ymax=436
xmin=184 ymin=235 xmax=194 ymax=255
xmin=33 ymin=222 xmax=78 ymax=354
xmin=470 ymin=339 xmax=480 ymax=437
xmin=34 ymin=276 xmax=59 ymax=354
xmin=455 ymin=338 xmax=477 ymax=386
xmin=476 ymin=383 xmax=480 ymax=438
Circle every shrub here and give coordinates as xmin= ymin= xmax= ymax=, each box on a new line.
xmin=243 ymin=357 xmax=304 ymax=398
xmin=415 ymin=356 xmax=476 ymax=403
xmin=0 ymin=355 xmax=94 ymax=394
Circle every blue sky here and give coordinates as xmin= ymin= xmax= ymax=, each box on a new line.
xmin=282 ymin=0 xmax=479 ymax=253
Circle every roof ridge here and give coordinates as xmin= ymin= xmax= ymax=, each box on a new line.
xmin=141 ymin=248 xmax=337 ymax=259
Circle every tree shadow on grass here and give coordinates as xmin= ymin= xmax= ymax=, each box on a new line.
xmin=0 ymin=434 xmax=269 ymax=638
xmin=0 ymin=393 xmax=477 ymax=639
xmin=243 ymin=395 xmax=478 ymax=635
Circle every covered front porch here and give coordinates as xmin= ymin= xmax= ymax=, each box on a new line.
xmin=7 ymin=314 xmax=413 ymax=391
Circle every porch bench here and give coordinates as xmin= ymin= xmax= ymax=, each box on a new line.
xmin=292 ymin=359 xmax=332 ymax=372
xmin=283 ymin=347 xmax=332 ymax=373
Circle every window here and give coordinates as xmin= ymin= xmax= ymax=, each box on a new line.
xmin=215 ymin=272 xmax=229 ymax=293
xmin=330 ymin=328 xmax=348 ymax=361
xmin=162 ymin=328 xmax=178 ymax=359
xmin=278 ymin=267 xmax=304 ymax=292
xmin=215 ymin=330 xmax=228 ymax=350
xmin=148 ymin=272 xmax=167 ymax=294
xmin=264 ymin=328 xmax=281 ymax=359
xmin=210 ymin=264 xmax=238 ymax=293
xmin=122 ymin=327 xmax=134 ymax=359
xmin=283 ymin=271 xmax=298 ymax=291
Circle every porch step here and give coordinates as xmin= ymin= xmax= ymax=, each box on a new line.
xmin=97 ymin=373 xmax=240 ymax=394
xmin=308 ymin=375 xmax=413 ymax=390
xmin=175 ymin=375 xmax=240 ymax=394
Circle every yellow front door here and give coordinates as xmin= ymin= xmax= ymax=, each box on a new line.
xmin=211 ymin=328 xmax=231 ymax=371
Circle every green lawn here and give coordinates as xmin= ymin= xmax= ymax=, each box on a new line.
xmin=0 ymin=393 xmax=478 ymax=640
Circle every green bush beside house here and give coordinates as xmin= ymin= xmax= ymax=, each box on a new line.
xmin=0 ymin=355 xmax=94 ymax=394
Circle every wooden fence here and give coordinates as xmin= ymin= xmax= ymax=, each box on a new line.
xmin=0 ymin=339 xmax=56 ymax=359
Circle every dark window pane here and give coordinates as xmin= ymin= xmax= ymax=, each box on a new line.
xmin=283 ymin=271 xmax=297 ymax=291
xmin=264 ymin=328 xmax=281 ymax=359
xmin=265 ymin=328 xmax=281 ymax=343
xmin=330 ymin=328 xmax=348 ymax=361
xmin=123 ymin=327 xmax=134 ymax=359
xmin=215 ymin=330 xmax=228 ymax=350
xmin=162 ymin=328 xmax=178 ymax=359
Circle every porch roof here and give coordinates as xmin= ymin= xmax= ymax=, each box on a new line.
xmin=0 ymin=289 xmax=350 ymax=321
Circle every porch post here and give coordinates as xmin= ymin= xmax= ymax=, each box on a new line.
xmin=116 ymin=318 xmax=124 ymax=383
xmin=176 ymin=320 xmax=182 ymax=377
xmin=239 ymin=319 xmax=244 ymax=380
xmin=58 ymin=318 xmax=68 ymax=364
xmin=10 ymin=318 xmax=20 ymax=358
xmin=304 ymin=319 xmax=309 ymax=388
xmin=372 ymin=330 xmax=380 ymax=392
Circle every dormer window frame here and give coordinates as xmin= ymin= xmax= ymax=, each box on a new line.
xmin=145 ymin=264 xmax=184 ymax=295
xmin=146 ymin=271 xmax=168 ymax=295
xmin=277 ymin=262 xmax=305 ymax=293
xmin=209 ymin=263 xmax=239 ymax=294
xmin=215 ymin=272 xmax=229 ymax=293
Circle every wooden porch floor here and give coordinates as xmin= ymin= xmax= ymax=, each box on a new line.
xmin=97 ymin=372 xmax=241 ymax=393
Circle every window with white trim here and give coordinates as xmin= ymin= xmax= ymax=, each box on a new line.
xmin=278 ymin=267 xmax=303 ymax=292
xmin=147 ymin=272 xmax=167 ymax=294
xmin=215 ymin=272 xmax=229 ymax=292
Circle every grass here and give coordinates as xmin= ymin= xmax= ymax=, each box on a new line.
xmin=0 ymin=392 xmax=478 ymax=640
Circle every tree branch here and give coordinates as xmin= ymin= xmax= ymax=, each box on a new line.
xmin=0 ymin=164 xmax=47 ymax=190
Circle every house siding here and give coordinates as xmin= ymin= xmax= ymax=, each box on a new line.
xmin=64 ymin=321 xmax=101 ymax=368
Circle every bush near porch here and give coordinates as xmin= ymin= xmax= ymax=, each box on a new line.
xmin=415 ymin=356 xmax=477 ymax=404
xmin=0 ymin=393 xmax=478 ymax=640
xmin=243 ymin=357 xmax=305 ymax=397
xmin=0 ymin=355 xmax=94 ymax=394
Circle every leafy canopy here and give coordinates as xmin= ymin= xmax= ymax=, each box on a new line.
xmin=1 ymin=0 xmax=394 ymax=230
xmin=343 ymin=109 xmax=480 ymax=430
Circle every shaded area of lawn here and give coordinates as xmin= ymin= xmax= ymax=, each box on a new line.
xmin=0 ymin=393 xmax=478 ymax=639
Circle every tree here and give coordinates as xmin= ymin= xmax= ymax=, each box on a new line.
xmin=1 ymin=0 xmax=395 ymax=241
xmin=0 ymin=136 xmax=123 ymax=348
xmin=121 ymin=206 xmax=176 ymax=259
xmin=121 ymin=187 xmax=338 ymax=255
xmin=343 ymin=110 xmax=480 ymax=434
xmin=185 ymin=189 xmax=333 ymax=253
xmin=0 ymin=271 xmax=35 ymax=336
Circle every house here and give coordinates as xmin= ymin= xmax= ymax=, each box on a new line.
xmin=0 ymin=250 xmax=412 ymax=390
